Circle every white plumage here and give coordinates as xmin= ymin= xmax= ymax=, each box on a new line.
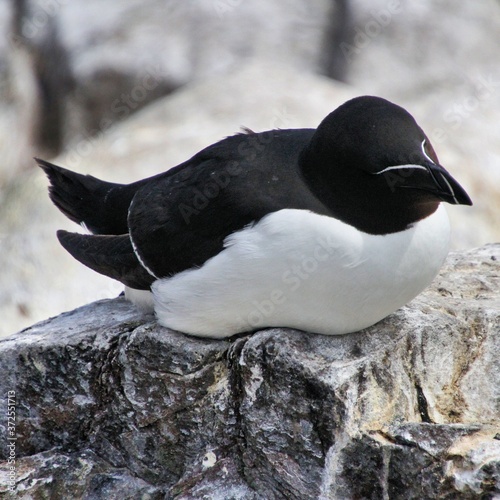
xmin=151 ymin=205 xmax=450 ymax=338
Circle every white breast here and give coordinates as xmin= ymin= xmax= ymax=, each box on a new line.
xmin=151 ymin=205 xmax=450 ymax=338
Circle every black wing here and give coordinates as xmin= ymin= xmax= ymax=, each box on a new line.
xmin=57 ymin=230 xmax=154 ymax=289
xmin=128 ymin=128 xmax=328 ymax=278
xmin=41 ymin=129 xmax=327 ymax=286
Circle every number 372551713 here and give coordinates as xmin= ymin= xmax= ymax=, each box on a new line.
xmin=7 ymin=390 xmax=16 ymax=436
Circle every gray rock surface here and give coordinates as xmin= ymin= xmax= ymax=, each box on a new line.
xmin=1 ymin=244 xmax=499 ymax=498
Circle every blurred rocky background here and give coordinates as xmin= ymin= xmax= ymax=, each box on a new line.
xmin=0 ymin=0 xmax=499 ymax=337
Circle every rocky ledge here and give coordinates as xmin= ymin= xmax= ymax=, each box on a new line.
xmin=1 ymin=244 xmax=499 ymax=499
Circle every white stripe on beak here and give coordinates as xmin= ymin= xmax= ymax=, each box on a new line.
xmin=437 ymin=172 xmax=459 ymax=204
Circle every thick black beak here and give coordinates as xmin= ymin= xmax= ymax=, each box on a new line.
xmin=424 ymin=163 xmax=472 ymax=206
xmin=399 ymin=162 xmax=473 ymax=206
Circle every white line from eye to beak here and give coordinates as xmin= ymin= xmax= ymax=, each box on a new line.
xmin=375 ymin=164 xmax=428 ymax=175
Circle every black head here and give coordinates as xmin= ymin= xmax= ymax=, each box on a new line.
xmin=301 ymin=96 xmax=472 ymax=234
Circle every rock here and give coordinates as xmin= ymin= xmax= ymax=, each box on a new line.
xmin=1 ymin=244 xmax=499 ymax=498
xmin=2 ymin=449 xmax=164 ymax=499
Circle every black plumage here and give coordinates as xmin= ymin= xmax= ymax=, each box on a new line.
xmin=39 ymin=96 xmax=472 ymax=291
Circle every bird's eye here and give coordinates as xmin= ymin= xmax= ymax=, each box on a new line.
xmin=421 ymin=138 xmax=439 ymax=164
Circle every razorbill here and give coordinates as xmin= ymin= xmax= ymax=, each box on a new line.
xmin=38 ymin=95 xmax=472 ymax=338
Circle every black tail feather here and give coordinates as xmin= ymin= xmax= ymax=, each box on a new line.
xmin=56 ymin=230 xmax=154 ymax=289
xmin=36 ymin=158 xmax=133 ymax=235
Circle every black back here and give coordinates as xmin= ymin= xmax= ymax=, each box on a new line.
xmin=128 ymin=129 xmax=329 ymax=277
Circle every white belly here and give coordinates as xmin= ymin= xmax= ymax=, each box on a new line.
xmin=151 ymin=206 xmax=450 ymax=338
xmin=124 ymin=287 xmax=154 ymax=312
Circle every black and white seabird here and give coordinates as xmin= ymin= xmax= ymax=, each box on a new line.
xmin=38 ymin=96 xmax=472 ymax=338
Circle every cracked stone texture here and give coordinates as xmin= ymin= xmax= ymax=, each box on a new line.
xmin=2 ymin=0 xmax=500 ymax=341
xmin=1 ymin=244 xmax=499 ymax=498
